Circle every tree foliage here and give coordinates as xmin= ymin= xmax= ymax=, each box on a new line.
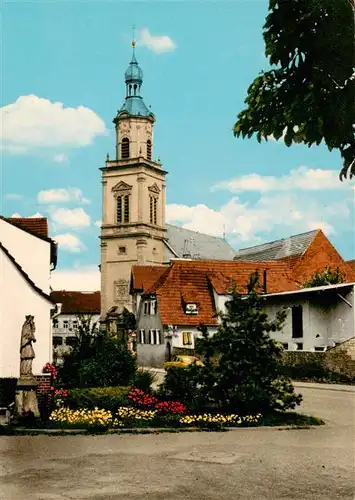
xmin=234 ymin=0 xmax=355 ymax=179
xmin=302 ymin=265 xmax=345 ymax=288
xmin=58 ymin=315 xmax=137 ymax=388
xmin=162 ymin=273 xmax=302 ymax=415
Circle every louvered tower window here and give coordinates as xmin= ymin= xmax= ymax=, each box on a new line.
xmin=121 ymin=137 xmax=130 ymax=159
xmin=117 ymin=195 xmax=130 ymax=223
xmin=149 ymin=196 xmax=157 ymax=225
xmin=147 ymin=139 xmax=152 ymax=161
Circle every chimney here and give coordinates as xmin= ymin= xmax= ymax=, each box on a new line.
xmin=263 ymin=270 xmax=267 ymax=294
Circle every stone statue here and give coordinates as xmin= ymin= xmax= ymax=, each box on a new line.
xmin=20 ymin=315 xmax=36 ymax=376
xmin=15 ymin=315 xmax=40 ymax=418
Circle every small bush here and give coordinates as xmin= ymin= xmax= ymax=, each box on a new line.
xmin=66 ymin=387 xmax=131 ymax=413
xmin=133 ymin=369 xmax=157 ymax=393
xmin=0 ymin=378 xmax=17 ymax=406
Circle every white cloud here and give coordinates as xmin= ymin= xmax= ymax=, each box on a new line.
xmin=54 ymin=233 xmax=85 ymax=253
xmin=53 ymin=153 xmax=68 ymax=163
xmin=214 ymin=167 xmax=353 ymax=193
xmin=50 ymin=265 xmax=100 ymax=291
xmin=30 ymin=212 xmax=44 ymax=218
xmin=38 ymin=188 xmax=90 ymax=205
xmin=94 ymin=220 xmax=102 ymax=228
xmin=0 ymin=95 xmax=107 ymax=154
xmin=138 ymin=28 xmax=176 ymax=54
xmin=50 ymin=207 xmax=91 ymax=229
xmin=5 ymin=193 xmax=23 ymax=200
xmin=11 ymin=212 xmax=22 ymax=218
xmin=166 ymin=190 xmax=352 ymax=246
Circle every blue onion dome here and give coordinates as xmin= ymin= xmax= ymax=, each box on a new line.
xmin=125 ymin=53 xmax=143 ymax=83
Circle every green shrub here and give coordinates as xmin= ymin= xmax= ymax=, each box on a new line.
xmin=58 ymin=321 xmax=137 ymax=388
xmin=133 ymin=369 xmax=157 ymax=393
xmin=0 ymin=378 xmax=17 ymax=406
xmin=66 ymin=386 xmax=131 ymax=413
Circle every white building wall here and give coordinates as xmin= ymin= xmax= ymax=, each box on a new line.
xmin=0 ymin=249 xmax=53 ymax=377
xmin=328 ymin=288 xmax=354 ymax=344
xmin=0 ymin=219 xmax=51 ymax=294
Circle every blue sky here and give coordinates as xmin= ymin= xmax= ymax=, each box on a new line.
xmin=2 ymin=1 xmax=354 ymax=290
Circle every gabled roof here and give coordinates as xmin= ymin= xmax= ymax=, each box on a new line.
xmin=234 ymin=229 xmax=319 ymax=262
xmin=50 ymin=291 xmax=101 ymax=314
xmin=130 ymin=266 xmax=167 ymax=293
xmin=0 ymin=242 xmax=55 ymax=304
xmin=1 ymin=217 xmax=50 ymax=241
xmin=165 ymin=224 xmax=235 ymax=261
xmin=133 ymin=259 xmax=298 ymax=326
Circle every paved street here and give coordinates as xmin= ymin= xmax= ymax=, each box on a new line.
xmin=0 ymin=383 xmax=354 ymax=500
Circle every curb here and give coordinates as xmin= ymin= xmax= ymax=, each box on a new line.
xmin=0 ymin=423 xmax=322 ymax=436
xmin=293 ymin=382 xmax=355 ymax=393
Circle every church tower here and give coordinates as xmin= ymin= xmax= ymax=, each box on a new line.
xmin=100 ymin=41 xmax=168 ymax=316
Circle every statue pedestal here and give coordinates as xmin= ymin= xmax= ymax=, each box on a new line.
xmin=15 ymin=376 xmax=40 ymax=418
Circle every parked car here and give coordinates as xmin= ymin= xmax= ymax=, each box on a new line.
xmin=164 ymin=355 xmax=203 ymax=370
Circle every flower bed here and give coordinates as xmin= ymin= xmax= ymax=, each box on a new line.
xmin=49 ymin=406 xmax=262 ymax=430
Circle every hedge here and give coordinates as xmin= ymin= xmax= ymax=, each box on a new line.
xmin=0 ymin=378 xmax=17 ymax=406
xmin=281 ymin=351 xmax=355 ymax=384
xmin=66 ymin=386 xmax=131 ymax=413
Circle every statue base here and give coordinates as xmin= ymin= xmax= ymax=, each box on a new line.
xmin=15 ymin=376 xmax=40 ymax=418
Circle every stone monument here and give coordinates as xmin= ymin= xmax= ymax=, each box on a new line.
xmin=15 ymin=315 xmax=40 ymax=418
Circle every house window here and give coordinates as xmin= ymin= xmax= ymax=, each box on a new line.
xmin=143 ymin=300 xmax=157 ymax=315
xmin=53 ymin=336 xmax=63 ymax=347
xmin=121 ymin=137 xmax=130 ymax=159
xmin=296 ymin=342 xmax=303 ymax=351
xmin=118 ymin=246 xmax=126 ymax=255
xmin=66 ymin=337 xmax=77 ymax=347
xmin=63 ymin=320 xmax=69 ymax=329
xmin=185 ymin=303 xmax=198 ymax=315
xmin=282 ymin=343 xmax=288 ymax=350
xmin=147 ymin=139 xmax=152 ymax=161
xmin=314 ymin=346 xmax=325 ymax=352
xmin=53 ymin=319 xmax=59 ymax=328
xmin=291 ymin=305 xmax=303 ymax=338
xmin=139 ymin=329 xmax=145 ymax=344
xmin=149 ymin=329 xmax=161 ymax=345
xmin=72 ymin=320 xmax=78 ymax=330
xmin=117 ymin=195 xmax=130 ymax=223
xmin=182 ymin=332 xmax=193 ymax=346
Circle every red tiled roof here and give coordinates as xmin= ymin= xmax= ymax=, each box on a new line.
xmin=50 ymin=291 xmax=101 ymax=314
xmin=131 ymin=230 xmax=355 ymax=327
xmin=1 ymin=217 xmax=49 ymax=240
xmin=132 ymin=260 xmax=298 ymax=326
xmin=130 ymin=266 xmax=167 ymax=293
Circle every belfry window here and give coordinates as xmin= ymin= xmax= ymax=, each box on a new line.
xmin=117 ymin=195 xmax=130 ymax=223
xmin=121 ymin=138 xmax=130 ymax=159
xmin=147 ymin=139 xmax=152 ymax=161
xmin=149 ymin=195 xmax=157 ymax=225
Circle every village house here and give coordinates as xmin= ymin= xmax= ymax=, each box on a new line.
xmin=50 ymin=291 xmax=100 ymax=363
xmin=0 ymin=217 xmax=57 ymax=377
xmin=131 ymin=229 xmax=355 ymax=367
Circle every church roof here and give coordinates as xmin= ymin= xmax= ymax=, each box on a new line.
xmin=234 ymin=229 xmax=319 ymax=261
xmin=119 ymin=96 xmax=152 ymax=118
xmin=165 ymin=224 xmax=235 ymax=261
